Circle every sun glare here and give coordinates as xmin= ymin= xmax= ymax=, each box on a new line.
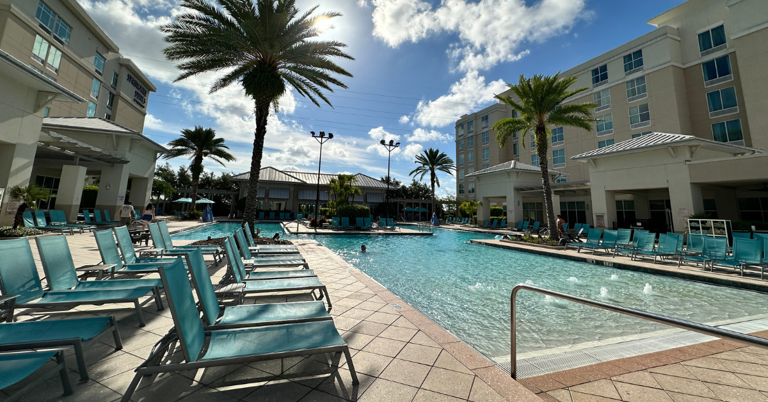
xmin=314 ymin=17 xmax=334 ymax=33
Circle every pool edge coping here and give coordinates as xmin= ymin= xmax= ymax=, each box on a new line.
xmin=292 ymin=239 xmax=542 ymax=401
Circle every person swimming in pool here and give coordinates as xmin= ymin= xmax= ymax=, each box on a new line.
xmin=361 ymin=245 xmax=367 ymax=253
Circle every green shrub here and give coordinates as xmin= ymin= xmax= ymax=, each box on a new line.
xmin=732 ymin=220 xmax=768 ymax=231
xmin=508 ymin=235 xmax=561 ymax=246
xmin=490 ymin=206 xmax=504 ymax=216
xmin=320 ymin=208 xmax=332 ymax=217
xmin=187 ymin=210 xmax=202 ymax=220
xmin=0 ymin=226 xmax=46 ymax=237
xmin=310 ymin=217 xmax=328 ymax=228
xmin=336 ymin=204 xmax=370 ymax=219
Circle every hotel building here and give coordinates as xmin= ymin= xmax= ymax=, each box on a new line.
xmin=457 ymin=0 xmax=768 ymax=233
xmin=0 ymin=0 xmax=163 ymax=225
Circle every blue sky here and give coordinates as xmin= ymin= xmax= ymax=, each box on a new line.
xmin=78 ymin=0 xmax=686 ymax=196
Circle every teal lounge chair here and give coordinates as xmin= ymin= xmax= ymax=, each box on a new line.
xmin=0 ymin=238 xmax=154 ymax=326
xmin=512 ymin=221 xmax=524 ymax=231
xmin=758 ymin=233 xmax=768 ymax=264
xmin=35 ymin=235 xmax=164 ymax=310
xmin=713 ymin=238 xmax=765 ymax=277
xmin=575 ymin=229 xmax=603 ymax=253
xmin=480 ymin=219 xmax=490 ymax=228
xmin=94 ymin=229 xmax=180 ymax=276
xmin=104 ymin=209 xmax=119 ymax=223
xmin=114 ymin=226 xmax=184 ymax=265
xmin=387 ymin=218 xmax=396 ymax=227
xmin=228 ymin=235 xmax=314 ymax=280
xmin=38 ymin=210 xmax=81 ymax=234
xmin=356 ymin=217 xmax=365 ymax=230
xmin=233 ymin=229 xmax=308 ymax=269
xmin=363 ymin=217 xmax=373 ymax=230
xmin=157 ymin=221 xmax=223 ymax=262
xmin=184 ymin=249 xmax=330 ymax=329
xmin=269 ymin=212 xmax=276 ymax=220
xmin=525 ymin=221 xmax=541 ymax=235
xmin=679 ymin=235 xmax=715 ymax=268
xmin=0 ymin=316 xmax=122 ymax=382
xmin=596 ymin=230 xmax=618 ymax=255
xmin=733 ymin=232 xmax=752 ymax=240
xmin=22 ymin=210 xmax=72 ymax=235
xmin=488 ymin=219 xmax=499 ymax=229
xmin=633 ymin=233 xmax=680 ymax=263
xmin=0 ymin=350 xmax=73 ymax=400
xmin=258 ymin=212 xmax=264 ymax=219
xmin=341 ymin=217 xmax=353 ymax=230
xmin=121 ymin=258 xmax=356 ymax=402
xmin=220 ymin=238 xmax=331 ymax=309
xmin=93 ymin=210 xmax=119 ymax=225
xmin=83 ymin=210 xmax=109 ymax=226
xmin=242 ymin=223 xmax=299 ymax=254
xmin=49 ymin=210 xmax=93 ymax=233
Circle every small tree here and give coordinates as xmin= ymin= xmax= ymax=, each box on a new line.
xmin=328 ymin=174 xmax=362 ymax=213
xmin=409 ymin=148 xmax=455 ymax=215
xmin=10 ymin=184 xmax=51 ymax=229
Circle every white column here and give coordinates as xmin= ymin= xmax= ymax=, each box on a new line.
xmin=552 ymin=193 xmax=562 ymax=220
xmin=95 ymin=165 xmax=130 ymax=219
xmin=129 ymin=177 xmax=152 ymax=210
xmin=506 ymin=188 xmax=524 ymax=225
xmin=591 ymin=186 xmax=617 ymax=229
xmin=56 ymin=165 xmax=87 ymax=222
xmin=0 ymin=143 xmax=39 ymax=225
xmin=669 ymin=182 xmax=704 ymax=233
xmin=478 ymin=197 xmax=491 ymax=223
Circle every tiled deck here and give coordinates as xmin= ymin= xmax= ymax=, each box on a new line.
xmin=2 ymin=222 xmax=536 ymax=401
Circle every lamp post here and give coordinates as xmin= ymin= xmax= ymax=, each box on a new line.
xmin=380 ymin=139 xmax=400 ymax=223
xmin=311 ymin=131 xmax=333 ymax=221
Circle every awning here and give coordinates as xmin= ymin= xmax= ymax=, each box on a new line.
xmin=298 ymin=189 xmax=329 ymax=201
xmin=352 ymin=195 xmax=363 ymax=202
xmin=367 ymin=193 xmax=384 ymax=203
xmin=38 ymin=131 xmax=129 ymax=165
xmin=244 ymin=187 xmax=266 ymax=198
xmin=269 ymin=188 xmax=290 ymax=199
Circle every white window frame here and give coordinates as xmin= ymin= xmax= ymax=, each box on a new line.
xmin=626 ymin=76 xmax=647 ymax=103
xmin=111 ymin=71 xmax=119 ymax=89
xmin=457 ymin=124 xmax=464 ymax=137
xmin=702 ymin=55 xmax=733 ymax=87
xmin=594 ymin=89 xmax=611 ymax=112
xmin=45 ymin=46 xmax=61 ymax=73
xmin=698 ymin=23 xmax=727 ymax=57
xmin=90 ymin=78 xmax=101 ymax=99
xmin=481 ymin=131 xmax=489 ymax=144
xmin=468 ymin=151 xmax=474 ymax=163
xmin=459 ymin=184 xmax=465 ymax=194
xmin=598 ymin=139 xmax=614 ymax=149
xmin=468 ymin=182 xmax=475 ymax=194
xmin=482 ymin=163 xmax=489 ymax=169
xmin=481 ymin=115 xmax=488 ymax=128
xmin=552 ymin=149 xmax=565 ymax=168
xmin=629 ymin=103 xmax=651 ymax=130
xmin=52 ymin=17 xmax=71 ymax=45
xmin=711 ymin=119 xmax=744 ymax=145
xmin=531 ymin=154 xmax=539 ymax=166
xmin=596 ymin=113 xmax=613 ymax=136
xmin=513 ymin=143 xmax=519 ymax=156
xmin=551 ymin=127 xmax=564 ymax=146
xmin=623 ymin=49 xmax=644 ymax=75
xmin=458 ymin=154 xmax=464 ymax=165
xmin=591 ymin=64 xmax=608 ymax=87
xmin=467 ymin=121 xmax=474 ymax=133
xmin=632 ymin=131 xmax=653 ymax=139
xmin=467 ymin=136 xmax=474 ymax=148
xmin=482 ymin=147 xmax=489 ymax=161
xmin=555 ymin=175 xmax=567 ymax=184
xmin=94 ymin=53 xmax=105 ymax=75
xmin=706 ymin=86 xmax=738 ymax=118
xmin=35 ymin=1 xmax=56 ymax=32
xmin=86 ymin=101 xmax=97 ymax=117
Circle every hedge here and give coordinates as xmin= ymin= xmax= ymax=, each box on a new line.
xmin=336 ymin=204 xmax=371 ymax=219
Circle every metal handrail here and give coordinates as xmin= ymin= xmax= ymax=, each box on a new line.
xmin=510 ymin=284 xmax=768 ymax=379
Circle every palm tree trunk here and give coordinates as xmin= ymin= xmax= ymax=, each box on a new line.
xmin=243 ymin=102 xmax=270 ymax=234
xmin=190 ymin=155 xmax=203 ymax=212
xmin=536 ymin=128 xmax=559 ymax=241
xmin=430 ymin=171 xmax=436 ymax=218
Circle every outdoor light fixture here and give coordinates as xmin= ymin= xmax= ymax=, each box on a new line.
xmin=380 ymin=139 xmax=401 ymax=223
xmin=311 ymin=131 xmax=334 ymax=221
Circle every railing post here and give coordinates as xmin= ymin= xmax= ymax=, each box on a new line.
xmin=510 ymin=287 xmax=519 ymax=379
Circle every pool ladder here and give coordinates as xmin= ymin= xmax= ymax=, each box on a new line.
xmin=509 ymin=284 xmax=768 ymax=379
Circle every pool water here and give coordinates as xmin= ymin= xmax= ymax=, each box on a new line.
xmin=174 ymin=222 xmax=768 ymax=360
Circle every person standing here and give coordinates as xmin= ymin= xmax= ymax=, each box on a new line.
xmin=119 ymin=201 xmax=134 ymax=226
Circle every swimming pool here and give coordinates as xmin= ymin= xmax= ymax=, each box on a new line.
xmin=174 ymin=222 xmax=768 ymax=360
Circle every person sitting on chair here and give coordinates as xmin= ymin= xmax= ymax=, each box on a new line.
xmin=139 ymin=203 xmax=155 ymax=229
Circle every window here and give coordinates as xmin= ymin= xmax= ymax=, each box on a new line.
xmin=459 ymin=169 xmax=465 ymax=180
xmin=34 ymin=175 xmax=59 ymax=209
xmin=616 ymin=200 xmax=636 ymax=228
xmin=703 ymin=198 xmax=718 ymax=219
xmin=481 ymin=115 xmax=488 ymax=128
xmin=706 ymin=87 xmax=738 ymax=117
xmin=482 ymin=163 xmax=489 ymax=169
xmin=107 ymin=92 xmax=115 ymax=109
xmin=457 ymin=124 xmax=464 ymax=136
xmin=35 ymin=1 xmax=56 ymax=32
xmin=467 ymin=136 xmax=474 ymax=148
xmin=551 ymin=127 xmax=564 ymax=145
xmin=32 ymin=35 xmax=49 ymax=63
xmin=45 ymin=46 xmax=61 ymax=72
xmin=90 ymin=78 xmax=101 ymax=99
xmin=626 ymin=76 xmax=647 ymax=101
xmin=531 ymin=155 xmax=539 ymax=166
xmin=468 ymin=183 xmax=475 ymax=194
xmin=555 ymin=176 xmax=567 ymax=184
xmin=711 ymin=119 xmax=743 ymax=144
xmin=482 ymin=131 xmax=489 ymax=144
xmin=458 ymin=140 xmax=464 ymax=151
xmin=629 ymin=103 xmax=650 ymax=128
xmin=468 ymin=151 xmax=474 ymax=163
xmin=738 ymin=197 xmax=768 ymax=222
xmin=523 ymin=202 xmax=544 ymax=222
xmin=467 ymin=167 xmax=474 ymax=174
xmin=94 ymin=53 xmax=105 ymax=74
xmin=459 ymin=184 xmax=465 ymax=194
xmin=594 ymin=89 xmax=611 ymax=111
xmin=86 ymin=101 xmax=96 ymax=117
xmin=531 ymin=137 xmax=536 ymax=151
xmin=458 ymin=154 xmax=464 ymax=165
xmin=482 ymin=148 xmax=489 ymax=161
xmin=467 ymin=121 xmax=474 ymax=133
xmin=623 ymin=50 xmax=643 ymax=73
xmin=53 ymin=17 xmax=71 ymax=44
xmin=104 ymin=113 xmax=111 ymax=120
xmin=699 ymin=25 xmax=727 ymax=53
xmin=560 ymin=201 xmax=587 ymax=224
xmin=598 ymin=139 xmax=614 ymax=148
xmin=596 ymin=113 xmax=613 ymax=135
xmin=702 ymin=55 xmax=732 ymax=85
xmin=44 ymin=107 xmax=50 ymax=117
xmin=513 ymin=143 xmax=519 ymax=156
xmin=632 ymin=131 xmax=652 ymax=139
xmin=591 ymin=64 xmax=608 ymax=85
xmin=111 ymin=72 xmax=119 ymax=88
xmin=553 ymin=149 xmax=565 ymax=167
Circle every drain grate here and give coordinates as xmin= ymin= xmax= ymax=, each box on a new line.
xmin=390 ymin=303 xmax=403 ymax=310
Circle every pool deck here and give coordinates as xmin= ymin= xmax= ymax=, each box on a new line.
xmin=282 ymin=222 xmax=434 ymax=236
xmin=3 ymin=221 xmax=535 ymax=401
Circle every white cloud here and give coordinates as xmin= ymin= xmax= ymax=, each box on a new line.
xmin=399 ymin=115 xmax=410 ymax=124
xmin=413 ymin=70 xmax=507 ymax=127
xmin=367 ymin=126 xmax=401 ymax=143
xmin=400 ymin=143 xmax=423 ymax=160
xmin=406 ymin=128 xmax=451 ymax=143
xmin=370 ymin=0 xmax=587 ymax=71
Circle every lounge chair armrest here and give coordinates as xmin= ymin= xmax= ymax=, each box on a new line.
xmin=0 ymin=295 xmax=17 ymax=323
xmin=0 ymin=295 xmax=19 ymax=304
xmin=76 ymin=264 xmax=116 ymax=280
xmin=139 ymin=248 xmax=165 ymax=257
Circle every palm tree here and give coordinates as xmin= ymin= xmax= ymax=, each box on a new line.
xmin=493 ymin=73 xmax=595 ymax=240
xmin=328 ymin=174 xmax=362 ymax=210
xmin=161 ymin=0 xmax=353 ymax=231
xmin=164 ymin=126 xmax=236 ymax=211
xmin=409 ymin=148 xmax=455 ymax=216
xmin=10 ymin=184 xmax=51 ymax=229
